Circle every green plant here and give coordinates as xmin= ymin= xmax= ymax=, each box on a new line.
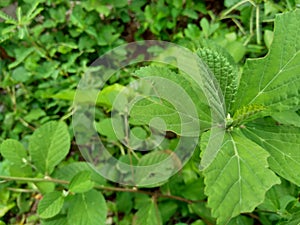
xmin=1 ymin=1 xmax=300 ymax=225
xmin=124 ymin=10 xmax=300 ymax=224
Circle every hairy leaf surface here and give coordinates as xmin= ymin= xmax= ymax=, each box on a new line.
xmin=197 ymin=48 xmax=238 ymax=113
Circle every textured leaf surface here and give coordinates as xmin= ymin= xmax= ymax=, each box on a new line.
xmin=203 ymin=130 xmax=280 ymax=224
xmin=0 ymin=139 xmax=27 ymax=165
xmin=38 ymin=191 xmax=64 ymax=219
xmin=242 ymin=121 xmax=300 ymax=186
xmin=29 ymin=121 xmax=70 ymax=174
xmin=67 ymin=190 xmax=107 ymax=225
xmin=133 ymin=198 xmax=162 ymax=225
xmin=197 ymin=48 xmax=238 ymax=113
xmin=234 ymin=10 xmax=300 ymax=112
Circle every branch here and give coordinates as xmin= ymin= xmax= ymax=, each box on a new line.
xmin=0 ymin=175 xmax=197 ymax=204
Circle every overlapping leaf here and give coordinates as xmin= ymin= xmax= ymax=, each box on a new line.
xmin=242 ymin=120 xmax=300 ymax=186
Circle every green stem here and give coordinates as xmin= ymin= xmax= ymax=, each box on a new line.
xmin=221 ymin=0 xmax=255 ymax=19
xmin=0 ymin=175 xmax=196 ymax=204
xmin=256 ymin=3 xmax=262 ymax=45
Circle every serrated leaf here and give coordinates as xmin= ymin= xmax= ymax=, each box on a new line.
xmin=197 ymin=48 xmax=238 ymax=112
xmin=233 ymin=10 xmax=300 ymax=112
xmin=0 ymin=139 xmax=27 ymax=165
xmin=203 ymin=130 xmax=280 ymax=224
xmin=67 ymin=190 xmax=107 ymax=225
xmin=242 ymin=121 xmax=300 ymax=186
xmin=29 ymin=121 xmax=70 ymax=175
xmin=37 ymin=191 xmax=64 ymax=219
xmin=133 ymin=198 xmax=162 ymax=225
xmin=69 ymin=171 xmax=94 ymax=193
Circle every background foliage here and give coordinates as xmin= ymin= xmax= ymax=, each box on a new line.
xmin=0 ymin=0 xmax=300 ymax=225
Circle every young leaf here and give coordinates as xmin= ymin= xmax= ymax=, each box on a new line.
xmin=197 ymin=48 xmax=238 ymax=113
xmin=29 ymin=121 xmax=70 ymax=175
xmin=133 ymin=197 xmax=162 ymax=225
xmin=203 ymin=130 xmax=280 ymax=224
xmin=69 ymin=171 xmax=94 ymax=193
xmin=233 ymin=10 xmax=300 ymax=113
xmin=67 ymin=190 xmax=107 ymax=225
xmin=242 ymin=120 xmax=300 ymax=186
xmin=0 ymin=139 xmax=27 ymax=165
xmin=38 ymin=191 xmax=64 ymax=219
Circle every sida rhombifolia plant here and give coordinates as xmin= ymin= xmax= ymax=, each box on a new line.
xmin=0 ymin=9 xmax=300 ymax=225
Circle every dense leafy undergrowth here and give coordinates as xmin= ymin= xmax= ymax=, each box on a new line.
xmin=1 ymin=0 xmax=300 ymax=225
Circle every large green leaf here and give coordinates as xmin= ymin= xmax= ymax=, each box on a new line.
xmin=133 ymin=197 xmax=162 ymax=225
xmin=203 ymin=130 xmax=280 ymax=224
xmin=242 ymin=120 xmax=300 ymax=186
xmin=233 ymin=10 xmax=300 ymax=113
xmin=67 ymin=190 xmax=107 ymax=225
xmin=29 ymin=121 xmax=70 ymax=175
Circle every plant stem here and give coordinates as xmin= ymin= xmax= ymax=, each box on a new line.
xmin=0 ymin=175 xmax=196 ymax=204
